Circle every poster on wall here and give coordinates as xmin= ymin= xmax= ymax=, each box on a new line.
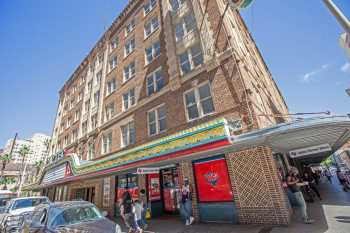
xmin=194 ymin=157 xmax=233 ymax=202
xmin=148 ymin=174 xmax=161 ymax=201
xmin=103 ymin=177 xmax=111 ymax=208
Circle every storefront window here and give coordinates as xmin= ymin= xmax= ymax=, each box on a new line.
xmin=193 ymin=156 xmax=233 ymax=202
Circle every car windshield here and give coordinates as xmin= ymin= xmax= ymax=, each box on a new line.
xmin=49 ymin=205 xmax=103 ymax=228
xmin=12 ymin=198 xmax=48 ymax=210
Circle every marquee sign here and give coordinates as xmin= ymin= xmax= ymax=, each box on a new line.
xmin=289 ymin=144 xmax=332 ymax=158
xmin=228 ymin=0 xmax=254 ymax=10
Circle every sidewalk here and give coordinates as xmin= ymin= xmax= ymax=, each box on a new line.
xmin=116 ymin=177 xmax=350 ymax=233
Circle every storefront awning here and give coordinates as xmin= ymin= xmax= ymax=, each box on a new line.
xmin=230 ymin=116 xmax=350 ymax=164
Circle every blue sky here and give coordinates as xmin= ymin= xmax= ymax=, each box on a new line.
xmin=0 ymin=0 xmax=349 ymax=146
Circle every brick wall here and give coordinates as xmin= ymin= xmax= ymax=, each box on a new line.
xmin=226 ymin=146 xmax=290 ymax=225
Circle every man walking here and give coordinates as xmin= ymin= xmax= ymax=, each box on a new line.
xmin=287 ymin=169 xmax=314 ymax=224
xmin=180 ymin=177 xmax=194 ymax=226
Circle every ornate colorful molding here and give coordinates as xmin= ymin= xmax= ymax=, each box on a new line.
xmin=40 ymin=118 xmax=231 ymax=185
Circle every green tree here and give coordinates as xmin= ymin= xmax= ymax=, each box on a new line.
xmin=34 ymin=160 xmax=44 ymax=176
xmin=0 ymin=176 xmax=16 ymax=190
xmin=0 ymin=153 xmax=12 ymax=178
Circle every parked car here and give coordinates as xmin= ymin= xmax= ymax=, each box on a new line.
xmin=20 ymin=201 xmax=122 ymax=233
xmin=0 ymin=196 xmax=49 ymax=233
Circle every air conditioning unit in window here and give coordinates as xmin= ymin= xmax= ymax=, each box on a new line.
xmin=227 ymin=0 xmax=254 ymax=10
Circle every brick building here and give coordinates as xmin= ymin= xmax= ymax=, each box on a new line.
xmin=35 ymin=0 xmax=300 ymax=225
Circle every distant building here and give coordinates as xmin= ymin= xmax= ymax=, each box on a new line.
xmin=3 ymin=133 xmax=50 ymax=164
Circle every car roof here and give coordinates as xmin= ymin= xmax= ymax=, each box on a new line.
xmin=36 ymin=201 xmax=95 ymax=210
xmin=11 ymin=196 xmax=48 ymax=201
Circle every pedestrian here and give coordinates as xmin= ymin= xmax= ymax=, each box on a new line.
xmin=139 ymin=189 xmax=148 ymax=229
xmin=303 ymin=172 xmax=322 ymax=200
xmin=287 ymin=169 xmax=314 ymax=224
xmin=133 ymin=200 xmax=144 ymax=233
xmin=311 ymin=170 xmax=320 ymax=185
xmin=325 ymin=169 xmax=332 ymax=183
xmin=336 ymin=170 xmax=350 ymax=192
xmin=121 ymin=191 xmax=137 ymax=233
xmin=180 ymin=177 xmax=194 ymax=226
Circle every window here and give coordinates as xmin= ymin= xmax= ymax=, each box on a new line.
xmin=64 ymin=135 xmax=68 ymax=146
xmin=124 ymin=38 xmax=136 ymax=57
xmin=82 ymin=121 xmax=88 ymax=135
xmin=110 ymin=36 xmax=119 ymax=51
xmin=93 ymin=91 xmax=100 ymax=106
xmin=74 ymin=110 xmax=81 ymax=122
xmin=179 ymin=44 xmax=204 ymax=74
xmin=106 ymin=78 xmax=117 ymax=95
xmin=87 ymin=142 xmax=95 ymax=160
xmin=102 ymin=132 xmax=113 ymax=154
xmin=109 ymin=56 xmax=118 ymax=71
xmin=175 ymin=14 xmax=196 ymax=42
xmin=148 ymin=105 xmax=166 ymax=136
xmin=60 ymin=123 xmax=64 ymax=133
xmin=125 ymin=19 xmax=136 ymax=36
xmin=105 ymin=102 xmax=115 ymax=121
xmin=170 ymin=0 xmax=185 ymax=11
xmin=145 ymin=41 xmax=161 ymax=65
xmin=91 ymin=114 xmax=98 ymax=129
xmin=122 ymin=88 xmax=136 ymax=111
xmin=144 ymin=17 xmax=159 ymax=38
xmin=67 ymin=118 xmax=72 ymax=128
xmin=184 ymin=83 xmax=215 ymax=120
xmin=95 ymin=71 xmax=102 ymax=85
xmin=98 ymin=54 xmax=104 ymax=65
xmin=70 ymin=98 xmax=74 ymax=110
xmin=85 ymin=100 xmax=90 ymax=112
xmin=77 ymin=91 xmax=83 ymax=102
xmin=123 ymin=61 xmax=136 ymax=82
xmin=87 ymin=81 xmax=93 ymax=92
xmin=147 ymin=68 xmax=164 ymax=96
xmin=144 ymin=0 xmax=157 ymax=15
xmin=72 ymin=128 xmax=79 ymax=141
xmin=121 ymin=121 xmax=135 ymax=147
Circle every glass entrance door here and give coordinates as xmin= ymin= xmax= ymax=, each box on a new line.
xmin=161 ymin=167 xmax=180 ymax=214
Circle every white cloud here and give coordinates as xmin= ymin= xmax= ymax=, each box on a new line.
xmin=341 ymin=62 xmax=350 ymax=73
xmin=302 ymin=64 xmax=330 ymax=83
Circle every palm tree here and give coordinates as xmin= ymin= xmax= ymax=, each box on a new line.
xmin=0 ymin=176 xmax=15 ymax=190
xmin=0 ymin=153 xmax=12 ymax=178
xmin=34 ymin=160 xmax=44 ymax=176
xmin=17 ymin=145 xmax=30 ymax=196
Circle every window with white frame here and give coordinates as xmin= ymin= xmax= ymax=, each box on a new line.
xmin=145 ymin=41 xmax=161 ymax=65
xmin=72 ymin=128 xmax=79 ymax=141
xmin=122 ymin=88 xmax=136 ymax=111
xmin=170 ymin=0 xmax=185 ymax=11
xmin=110 ymin=36 xmax=119 ymax=51
xmin=105 ymin=102 xmax=115 ymax=121
xmin=121 ymin=121 xmax=135 ymax=147
xmin=106 ymin=78 xmax=117 ymax=95
xmin=148 ymin=105 xmax=166 ymax=136
xmin=91 ymin=114 xmax=98 ymax=129
xmin=184 ymin=82 xmax=215 ymax=121
xmin=60 ymin=123 xmax=64 ymax=133
xmin=144 ymin=17 xmax=159 ymax=39
xmin=87 ymin=142 xmax=95 ymax=160
xmin=93 ymin=91 xmax=100 ymax=106
xmin=179 ymin=44 xmax=204 ymax=75
xmin=124 ymin=38 xmax=136 ymax=57
xmin=82 ymin=121 xmax=88 ymax=135
xmin=95 ymin=71 xmax=102 ymax=85
xmin=123 ymin=61 xmax=136 ymax=82
xmin=175 ymin=14 xmax=196 ymax=42
xmin=109 ymin=56 xmax=118 ymax=72
xmin=147 ymin=68 xmax=164 ymax=96
xmin=102 ymin=132 xmax=113 ymax=154
xmin=74 ymin=110 xmax=81 ymax=122
xmin=85 ymin=99 xmax=90 ymax=112
xmin=98 ymin=53 xmax=104 ymax=65
xmin=125 ymin=19 xmax=136 ymax=37
xmin=144 ymin=0 xmax=157 ymax=15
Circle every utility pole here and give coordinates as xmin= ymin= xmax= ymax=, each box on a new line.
xmin=323 ymin=0 xmax=350 ymax=34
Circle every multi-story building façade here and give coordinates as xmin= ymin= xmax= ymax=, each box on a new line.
xmin=39 ymin=0 xmax=297 ymax=226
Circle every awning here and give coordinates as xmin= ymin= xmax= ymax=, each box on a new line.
xmin=230 ymin=116 xmax=350 ymax=164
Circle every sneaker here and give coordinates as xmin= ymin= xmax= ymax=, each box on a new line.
xmin=185 ymin=220 xmax=190 ymax=226
xmin=189 ymin=216 xmax=195 ymax=225
xmin=304 ymin=218 xmax=314 ymax=224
